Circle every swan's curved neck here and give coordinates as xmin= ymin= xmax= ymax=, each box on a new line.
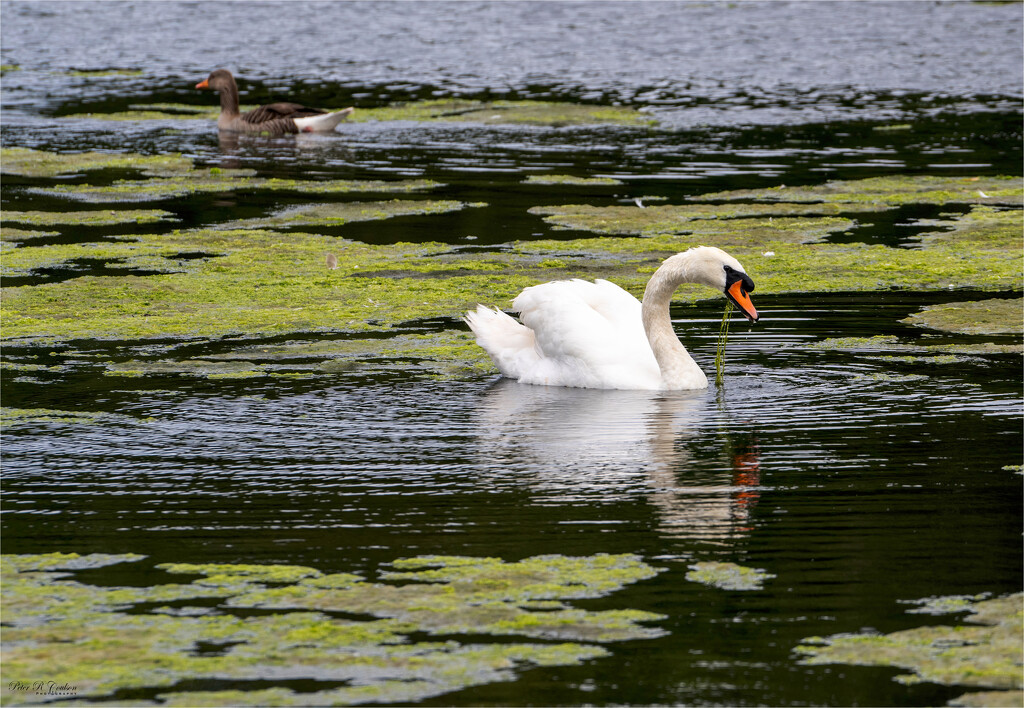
xmin=641 ymin=253 xmax=709 ymax=389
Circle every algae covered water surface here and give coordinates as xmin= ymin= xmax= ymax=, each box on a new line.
xmin=2 ymin=2 xmax=1022 ymax=706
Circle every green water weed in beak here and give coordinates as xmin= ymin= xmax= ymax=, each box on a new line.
xmin=715 ymin=300 xmax=734 ymax=387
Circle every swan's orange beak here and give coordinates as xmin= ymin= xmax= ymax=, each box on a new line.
xmin=195 ymin=79 xmax=209 ymax=90
xmin=727 ymin=280 xmax=758 ymax=323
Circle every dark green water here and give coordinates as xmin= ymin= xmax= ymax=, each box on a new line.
xmin=2 ymin=2 xmax=1022 ymax=706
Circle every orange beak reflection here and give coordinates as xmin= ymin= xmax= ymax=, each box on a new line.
xmin=727 ymin=280 xmax=758 ymax=322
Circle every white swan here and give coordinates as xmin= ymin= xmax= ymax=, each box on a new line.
xmin=465 ymin=246 xmax=758 ymax=390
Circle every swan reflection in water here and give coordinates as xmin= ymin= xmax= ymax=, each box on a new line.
xmin=474 ymin=380 xmax=763 ymax=541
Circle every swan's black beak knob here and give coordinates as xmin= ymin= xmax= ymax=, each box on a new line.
xmin=725 ymin=273 xmax=758 ymax=323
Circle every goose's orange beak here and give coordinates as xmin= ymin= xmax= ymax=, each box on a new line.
xmin=727 ymin=280 xmax=758 ymax=323
xmin=195 ymin=79 xmax=209 ymax=90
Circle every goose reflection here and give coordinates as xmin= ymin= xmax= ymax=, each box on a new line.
xmin=474 ymin=380 xmax=763 ymax=540
xmin=215 ymin=131 xmax=353 ymax=168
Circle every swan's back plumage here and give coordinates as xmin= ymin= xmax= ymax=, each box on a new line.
xmin=468 ymin=278 xmax=662 ymax=390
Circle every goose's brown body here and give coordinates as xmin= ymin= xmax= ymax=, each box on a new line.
xmin=195 ymin=69 xmax=353 ymax=135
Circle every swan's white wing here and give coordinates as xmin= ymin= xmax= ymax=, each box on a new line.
xmin=514 ymin=279 xmax=645 ymax=355
xmin=511 ymin=279 xmax=662 ymax=389
xmin=580 ymin=278 xmax=649 ymax=335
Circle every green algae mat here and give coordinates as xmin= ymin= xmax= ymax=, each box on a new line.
xmin=685 ymin=561 xmax=776 ymax=590
xmin=1 ymin=149 xmax=1021 ymax=375
xmin=1 ymin=552 xmax=664 ymax=706
xmin=796 ymin=593 xmax=1024 ymax=707
xmin=58 ymin=98 xmax=656 ymax=128
xmin=0 ymin=148 xmax=195 ymax=178
xmin=2 ymin=148 xmax=441 ymax=203
xmin=696 ymin=175 xmax=1023 ymax=207
xmin=4 ymin=552 xmax=1020 ymax=706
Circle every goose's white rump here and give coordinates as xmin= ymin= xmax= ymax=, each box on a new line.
xmin=293 ymin=108 xmax=355 ymax=133
xmin=465 ymin=246 xmax=759 ymax=391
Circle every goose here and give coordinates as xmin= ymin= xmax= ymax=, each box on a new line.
xmin=465 ymin=246 xmax=758 ymax=390
xmin=195 ymin=69 xmax=354 ymax=135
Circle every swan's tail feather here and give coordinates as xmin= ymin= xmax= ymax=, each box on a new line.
xmin=293 ymin=107 xmax=355 ymax=133
xmin=464 ymin=305 xmax=538 ymax=379
xmin=464 ymin=305 xmax=534 ymax=352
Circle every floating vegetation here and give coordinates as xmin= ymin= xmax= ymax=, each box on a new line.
xmin=910 ymin=205 xmax=1022 ymax=250
xmin=518 ymin=192 xmax=1020 ymax=295
xmin=0 ymin=228 xmax=536 ymax=346
xmin=904 ymin=594 xmax=991 ymax=616
xmin=1 ymin=238 xmax=177 ymax=278
xmin=523 ymin=174 xmax=624 ymax=186
xmin=63 ymin=99 xmax=656 ymax=127
xmin=206 ymin=553 xmax=668 ymax=643
xmin=853 ymin=372 xmax=929 ymax=383
xmin=1 ymin=208 xmax=175 ymax=227
xmin=130 ymin=102 xmax=225 ymax=115
xmin=95 ymin=331 xmax=494 ymax=380
xmin=807 ymin=335 xmax=1022 ymax=356
xmin=0 ymin=361 xmax=53 ymax=373
xmin=0 ymin=407 xmax=142 ymax=429
xmin=3 ymin=228 xmax=1019 ymax=355
xmin=1 ymin=174 xmax=1020 ymax=382
xmin=381 ymin=553 xmax=663 ymax=602
xmin=0 ymin=227 xmax=59 ymax=242
xmin=356 ymin=99 xmax=656 ymax=126
xmin=950 ymin=690 xmax=1024 ymax=707
xmin=901 ymin=298 xmax=1023 ymax=335
xmin=714 ymin=301 xmax=734 ymax=387
xmin=103 ymin=358 xmax=269 ymax=379
xmin=215 ymin=200 xmax=484 ymax=230
xmin=523 ymin=216 xmax=862 ymax=254
xmin=60 ymin=103 xmax=224 ymax=122
xmin=695 ymin=175 xmax=1023 ymax=207
xmin=5 ymin=149 xmax=441 ymax=203
xmin=0 ymin=147 xmax=193 ymax=178
xmin=685 ymin=561 xmax=775 ymax=591
xmin=868 ymin=354 xmax=968 ymax=366
xmin=795 ymin=593 xmax=1023 ymax=701
xmin=528 ymin=202 xmax=886 ymax=238
xmin=63 ymin=68 xmax=145 ymax=77
xmin=3 ymin=551 xmax=146 ymax=572
xmin=1 ymin=552 xmax=664 ymax=705
xmin=32 ymin=172 xmax=442 ymax=204
xmin=515 ymin=194 xmax=1021 ymax=297
xmin=518 ymin=234 xmax=1019 ymax=299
